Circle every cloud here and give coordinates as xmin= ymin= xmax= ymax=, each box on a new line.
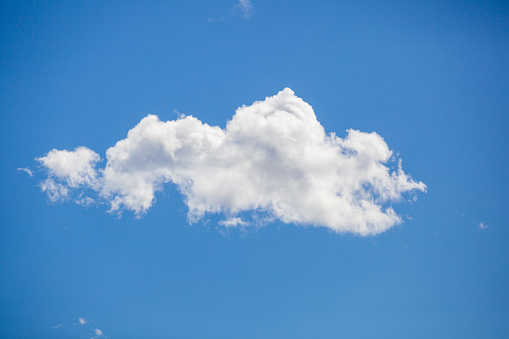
xmin=37 ymin=88 xmax=425 ymax=235
xmin=235 ymin=0 xmax=254 ymax=18
xmin=91 ymin=328 xmax=106 ymax=339
xmin=40 ymin=178 xmax=69 ymax=202
xmin=219 ymin=217 xmax=248 ymax=227
xmin=75 ymin=196 xmax=95 ymax=206
xmin=79 ymin=317 xmax=87 ymax=325
xmin=478 ymin=222 xmax=488 ymax=230
xmin=208 ymin=0 xmax=254 ymax=22
xmin=37 ymin=147 xmax=100 ymax=188
xmin=17 ymin=167 xmax=33 ymax=177
xmin=37 ymin=147 xmax=100 ymax=202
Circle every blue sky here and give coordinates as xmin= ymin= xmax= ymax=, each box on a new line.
xmin=1 ymin=0 xmax=508 ymax=338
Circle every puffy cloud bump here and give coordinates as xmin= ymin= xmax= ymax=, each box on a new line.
xmin=37 ymin=88 xmax=425 ymax=235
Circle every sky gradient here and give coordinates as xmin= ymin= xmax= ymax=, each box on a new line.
xmin=1 ymin=0 xmax=508 ymax=338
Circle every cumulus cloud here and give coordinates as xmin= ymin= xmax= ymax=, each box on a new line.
xmin=37 ymin=88 xmax=425 ymax=235
xmin=478 ymin=222 xmax=488 ymax=230
xmin=79 ymin=317 xmax=87 ymax=325
xmin=36 ymin=147 xmax=100 ymax=202
xmin=37 ymin=147 xmax=100 ymax=188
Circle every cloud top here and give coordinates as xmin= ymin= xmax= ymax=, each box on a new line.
xmin=37 ymin=88 xmax=425 ymax=235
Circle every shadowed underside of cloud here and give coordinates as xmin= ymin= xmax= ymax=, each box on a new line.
xmin=37 ymin=88 xmax=425 ymax=235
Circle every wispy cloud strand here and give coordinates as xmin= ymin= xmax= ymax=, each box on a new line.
xmin=235 ymin=0 xmax=254 ymax=18
xmin=208 ymin=0 xmax=254 ymax=22
xmin=17 ymin=167 xmax=33 ymax=177
xmin=36 ymin=88 xmax=425 ymax=235
xmin=92 ymin=328 xmax=106 ymax=339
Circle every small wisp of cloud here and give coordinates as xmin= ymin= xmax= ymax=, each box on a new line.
xmin=478 ymin=222 xmax=488 ymax=230
xmin=235 ymin=0 xmax=254 ymax=19
xmin=92 ymin=328 xmax=106 ymax=339
xmin=17 ymin=167 xmax=33 ymax=177
xmin=75 ymin=196 xmax=95 ymax=206
xmin=219 ymin=217 xmax=248 ymax=228
xmin=40 ymin=178 xmax=69 ymax=202
xmin=208 ymin=0 xmax=254 ymax=22
xmin=79 ymin=317 xmax=87 ymax=325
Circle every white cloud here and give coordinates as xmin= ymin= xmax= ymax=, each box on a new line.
xmin=209 ymin=0 xmax=253 ymax=22
xmin=17 ymin=167 xmax=33 ymax=177
xmin=75 ymin=195 xmax=95 ymax=206
xmin=220 ymin=217 xmax=248 ymax=227
xmin=37 ymin=147 xmax=100 ymax=202
xmin=37 ymin=88 xmax=425 ymax=236
xmin=478 ymin=222 xmax=488 ymax=230
xmin=235 ymin=0 xmax=254 ymax=18
xmin=91 ymin=328 xmax=106 ymax=339
xmin=37 ymin=147 xmax=100 ymax=188
xmin=40 ymin=178 xmax=69 ymax=202
xmin=79 ymin=317 xmax=87 ymax=325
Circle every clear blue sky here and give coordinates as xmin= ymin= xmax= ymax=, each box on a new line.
xmin=1 ymin=0 xmax=508 ymax=338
